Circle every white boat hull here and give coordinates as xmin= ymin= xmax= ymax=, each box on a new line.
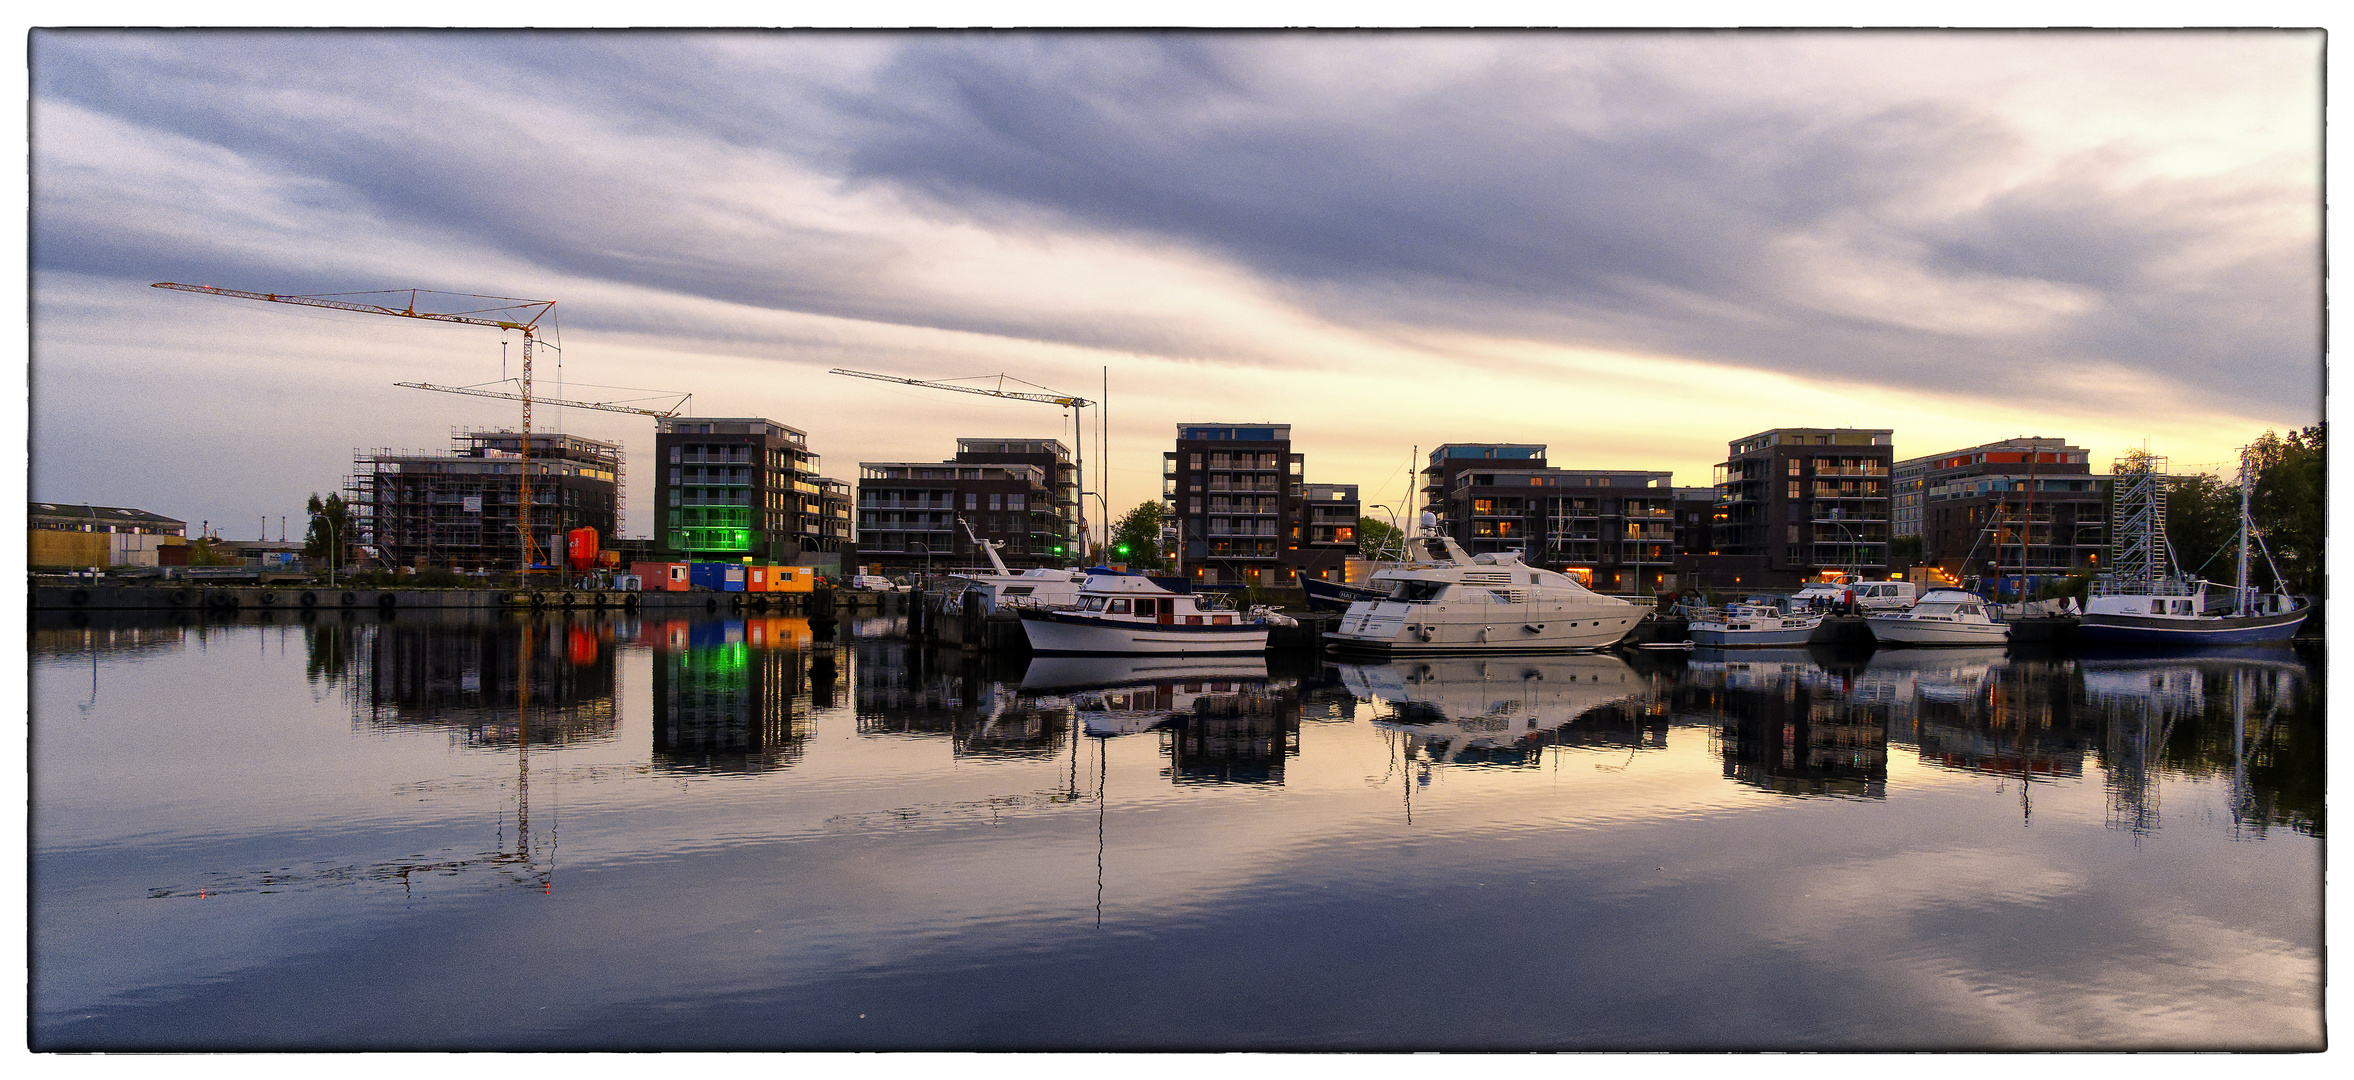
xmin=1865 ymin=616 xmax=2010 ymax=646
xmin=1018 ymin=608 xmax=1268 ymax=655
xmin=1324 ymin=598 xmax=1641 ymax=653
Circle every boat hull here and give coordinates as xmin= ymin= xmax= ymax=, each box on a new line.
xmin=1865 ymin=617 xmax=2010 ymax=646
xmin=1323 ymin=599 xmax=1641 ymax=653
xmin=1017 ymin=608 xmax=1268 ymax=655
xmin=2078 ymin=608 xmax=2307 ymax=646
xmin=1689 ymin=624 xmax=1818 ymax=647
xmin=1301 ymin=577 xmax=1388 ymax=613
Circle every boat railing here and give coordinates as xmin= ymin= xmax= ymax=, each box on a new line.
xmin=2091 ymin=575 xmax=2204 ymax=598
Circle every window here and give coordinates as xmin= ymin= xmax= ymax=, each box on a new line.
xmin=1788 ymin=459 xmax=1801 ymax=476
xmin=989 ymin=493 xmax=1002 ymax=510
xmin=1788 ymin=481 xmax=1800 ymax=499
xmin=1008 ymin=494 xmax=1025 ymax=510
xmin=964 ymin=493 xmax=977 ymax=510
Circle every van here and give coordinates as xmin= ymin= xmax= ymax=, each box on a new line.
xmin=1852 ymin=581 xmax=1916 ymax=611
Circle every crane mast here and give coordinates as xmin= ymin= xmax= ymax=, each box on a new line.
xmin=155 ymin=282 xmax=558 ymax=577
xmin=830 ymin=367 xmax=1097 ymax=559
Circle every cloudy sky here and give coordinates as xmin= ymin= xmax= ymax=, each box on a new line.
xmin=26 ymin=28 xmax=2324 ymax=544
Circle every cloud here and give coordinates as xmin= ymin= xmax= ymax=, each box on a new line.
xmin=26 ymin=30 xmax=2324 ymax=529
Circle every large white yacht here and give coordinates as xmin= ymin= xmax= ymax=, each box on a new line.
xmin=1323 ymin=518 xmax=1645 ymax=653
xmin=942 ymin=517 xmax=1089 ymax=613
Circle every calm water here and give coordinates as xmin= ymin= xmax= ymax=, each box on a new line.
xmin=29 ymin=608 xmax=2324 ymax=1051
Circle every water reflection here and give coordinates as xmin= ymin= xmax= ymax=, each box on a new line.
xmin=854 ymin=643 xmax=1071 ymax=759
xmin=355 ymin=618 xmax=621 ymax=748
xmin=642 ymin=617 xmax=815 ymax=773
xmin=1340 ymin=655 xmax=1661 ymax=768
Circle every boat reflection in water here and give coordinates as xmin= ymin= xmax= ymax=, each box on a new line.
xmin=642 ymin=616 xmax=818 ymax=774
xmin=2074 ymin=647 xmax=2319 ymax=838
xmin=1340 ymin=654 xmax=1660 ymax=768
xmin=1022 ymin=654 xmax=1303 ymax=785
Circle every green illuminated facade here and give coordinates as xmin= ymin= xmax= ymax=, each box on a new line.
xmin=656 ymin=417 xmax=844 ymax=563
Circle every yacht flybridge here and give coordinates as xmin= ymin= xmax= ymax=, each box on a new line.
xmin=1323 ymin=520 xmax=1645 ymax=653
xmin=943 ymin=517 xmax=1089 ymax=613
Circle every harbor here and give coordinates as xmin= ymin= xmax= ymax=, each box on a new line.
xmin=28 ymin=604 xmax=2325 ymax=1050
xmin=28 ymin=29 xmax=2325 ymax=1056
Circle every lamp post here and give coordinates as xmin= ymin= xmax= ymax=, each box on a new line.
xmin=911 ymin=541 xmax=929 ymax=582
xmin=324 ymin=515 xmax=339 ymax=587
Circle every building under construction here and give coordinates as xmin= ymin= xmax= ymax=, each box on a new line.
xmin=353 ymin=429 xmax=623 ymax=572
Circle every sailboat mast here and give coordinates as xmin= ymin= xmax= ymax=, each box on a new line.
xmin=2236 ymin=446 xmax=2253 ymax=617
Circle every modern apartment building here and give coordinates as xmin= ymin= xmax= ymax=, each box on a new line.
xmin=1435 ymin=466 xmax=1678 ymax=592
xmin=1296 ymin=482 xmax=1361 ymax=583
xmin=1712 ymin=427 xmax=1895 ymax=579
xmin=855 ymin=438 xmax=1077 ymax=576
xmin=1902 ymin=437 xmax=2108 ymax=581
xmin=355 ymin=429 xmax=621 ymax=572
xmin=1163 ymin=423 xmax=1305 ymax=587
xmin=653 ymin=418 xmax=832 ymax=563
xmin=1418 ymin=444 xmax=1545 ymax=524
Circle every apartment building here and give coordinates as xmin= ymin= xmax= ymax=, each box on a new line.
xmin=1712 ymin=427 xmax=1894 ymax=580
xmin=856 ymin=438 xmax=1076 ymax=576
xmin=653 ymin=418 xmax=832 ymax=563
xmin=1903 ymin=437 xmax=2108 ymax=581
xmin=1163 ymin=424 xmax=1306 ymax=587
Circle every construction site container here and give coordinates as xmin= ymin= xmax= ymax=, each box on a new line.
xmin=631 ymin=562 xmax=690 ymax=591
xmin=766 ymin=566 xmax=815 ymax=593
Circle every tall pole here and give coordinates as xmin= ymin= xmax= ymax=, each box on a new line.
xmin=519 ymin=329 xmax=535 ymax=582
xmin=2236 ymin=445 xmax=2253 ymax=617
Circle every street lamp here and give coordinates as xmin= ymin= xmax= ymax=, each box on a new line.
xmin=911 ymin=541 xmax=929 ymax=581
xmin=323 ymin=515 xmax=339 ymax=587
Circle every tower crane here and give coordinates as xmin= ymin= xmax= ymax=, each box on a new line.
xmin=830 ymin=368 xmax=1098 ymax=560
xmin=155 ymin=282 xmax=568 ymax=577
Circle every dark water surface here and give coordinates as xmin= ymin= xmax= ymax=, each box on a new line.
xmin=29 ymin=610 xmax=2324 ymax=1051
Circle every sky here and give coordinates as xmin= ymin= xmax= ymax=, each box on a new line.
xmin=22 ymin=26 xmax=2327 ymax=545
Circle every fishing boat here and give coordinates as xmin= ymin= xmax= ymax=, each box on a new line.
xmin=1687 ymin=603 xmax=1824 ymax=647
xmin=2079 ymin=447 xmax=2307 ymax=647
xmin=1323 ymin=516 xmax=1645 ymax=654
xmin=1016 ymin=571 xmax=1295 ymax=655
xmin=1864 ymin=589 xmax=2010 ymax=646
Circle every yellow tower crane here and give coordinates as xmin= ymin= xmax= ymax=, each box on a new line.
xmin=830 ymin=367 xmax=1099 ymax=560
xmin=153 ymin=282 xmax=600 ymax=578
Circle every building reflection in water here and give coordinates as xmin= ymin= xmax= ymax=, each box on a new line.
xmin=351 ymin=615 xmax=621 ymax=749
xmin=642 ymin=616 xmax=816 ymax=774
xmin=1679 ymin=648 xmax=1889 ymax=799
xmin=853 ymin=642 xmax=1070 ymax=760
xmin=1342 ymin=654 xmax=1663 ymax=770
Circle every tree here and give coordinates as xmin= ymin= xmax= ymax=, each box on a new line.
xmin=2165 ymin=473 xmax=2238 ymax=579
xmin=1109 ymin=501 xmax=1165 ymax=569
xmin=304 ymin=492 xmax=354 ymax=573
xmin=1889 ymin=535 xmax=1922 ymax=565
xmin=1356 ymin=515 xmax=1404 ymax=560
xmin=2248 ymin=425 xmax=2324 ymax=595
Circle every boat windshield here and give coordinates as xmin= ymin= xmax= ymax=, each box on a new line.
xmin=1387 ymin=580 xmax=1448 ymax=603
xmin=1913 ymin=602 xmax=1962 ymax=616
xmin=1079 ymin=596 xmax=1108 ymax=612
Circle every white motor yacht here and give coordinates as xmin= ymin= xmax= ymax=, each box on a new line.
xmin=1016 ymin=572 xmax=1294 ymax=655
xmin=942 ymin=517 xmax=1089 ymax=613
xmin=1865 ymin=589 xmax=2010 ymax=646
xmin=1324 ymin=520 xmax=1643 ymax=653
xmin=1687 ymin=603 xmax=1824 ymax=647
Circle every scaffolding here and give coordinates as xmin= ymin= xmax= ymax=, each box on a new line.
xmin=352 ymin=429 xmax=624 ymax=572
xmin=2106 ymin=449 xmax=2170 ymax=586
